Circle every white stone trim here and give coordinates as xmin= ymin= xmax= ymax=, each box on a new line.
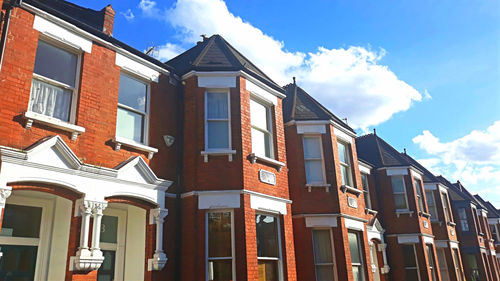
xmin=286 ymin=120 xmax=356 ymax=138
xmin=359 ymin=163 xmax=371 ymax=175
xmin=33 ymin=15 xmax=92 ymax=53
xmin=24 ymin=111 xmax=85 ymax=140
xmin=246 ymin=79 xmax=278 ymax=105
xmin=384 ymin=167 xmax=409 ymax=176
xmin=396 ymin=235 xmax=420 ymax=244
xmin=423 ymin=236 xmax=434 ymax=244
xmin=435 ymin=240 xmax=448 ymax=248
xmin=450 ymin=241 xmax=459 ymax=249
xmin=198 ymin=192 xmax=241 ymax=209
xmin=304 ymin=215 xmax=338 ymax=228
xmin=297 ymin=124 xmax=326 ymax=134
xmin=115 ymin=53 xmax=160 ymax=83
xmin=148 ymin=208 xmax=168 ymax=271
xmin=334 ymin=127 xmax=353 ymax=144
xmin=410 ymin=169 xmax=422 ymax=180
xmin=424 ymin=183 xmax=437 ymax=191
xmin=113 ymin=136 xmax=158 ymax=159
xmin=345 ymin=217 xmax=364 ymax=231
xmin=250 ymin=193 xmax=287 ymax=215
xmin=198 ymin=76 xmax=236 ymax=88
xmin=439 ymin=184 xmax=448 ymax=194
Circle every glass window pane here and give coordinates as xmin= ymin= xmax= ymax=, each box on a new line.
xmin=117 ymin=107 xmax=144 ymax=142
xmin=30 ymin=79 xmax=72 ymax=122
xmin=34 ymin=40 xmax=77 ymax=87
xmin=348 ymin=232 xmax=361 ymax=264
xmin=391 ymin=177 xmax=405 ymax=193
xmin=315 ymin=265 xmax=334 ymax=281
xmin=256 ymin=214 xmax=279 ymax=258
xmin=305 ymin=160 xmax=324 ymax=183
xmin=250 ymin=99 xmax=268 ymax=130
xmin=405 ymin=269 xmax=419 ymax=281
xmin=394 ymin=194 xmax=407 ymax=209
xmin=207 ymin=121 xmax=229 ymax=149
xmin=208 ymin=259 xmax=232 ymax=281
xmin=402 ymin=245 xmax=416 ymax=267
xmin=208 ymin=212 xmax=232 ymax=258
xmin=0 ymin=245 xmax=38 ymax=280
xmin=252 ymin=128 xmax=267 ymax=157
xmin=441 ymin=193 xmax=451 ymax=222
xmin=352 ymin=266 xmax=361 ymax=281
xmin=341 ymin=165 xmax=350 ymax=186
xmin=313 ymin=230 xmax=333 ymax=264
xmin=258 ymin=260 xmax=278 ymax=281
xmin=361 ymin=174 xmax=369 ymax=192
xmin=207 ymin=92 xmax=228 ymax=119
xmin=426 ymin=191 xmax=438 ymax=219
xmin=100 ymin=215 xmax=118 ymax=243
xmin=0 ymin=204 xmax=42 ymax=238
xmin=337 ymin=142 xmax=347 ymax=163
xmin=118 ymin=74 xmax=147 ymax=112
xmin=303 ymin=137 xmax=322 ymax=159
xmin=97 ymin=250 xmax=116 ymax=281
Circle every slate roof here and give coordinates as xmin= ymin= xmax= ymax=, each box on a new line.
xmin=399 ymin=153 xmax=439 ymax=183
xmin=473 ymin=195 xmax=500 ymax=218
xmin=437 ymin=175 xmax=487 ymax=208
xmin=23 ymin=0 xmax=173 ymax=72
xmin=282 ymin=83 xmax=354 ymax=133
xmin=166 ymin=35 xmax=283 ymax=93
xmin=355 ymin=133 xmax=414 ymax=168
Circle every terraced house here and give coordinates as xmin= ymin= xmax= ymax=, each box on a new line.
xmin=0 ymin=0 xmax=497 ymax=281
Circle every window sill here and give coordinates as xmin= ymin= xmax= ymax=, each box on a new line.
xmin=24 ymin=111 xmax=85 ymax=140
xmin=340 ymin=185 xmax=362 ymax=197
xmin=419 ymin=211 xmax=432 ymax=218
xmin=447 ymin=221 xmax=457 ymax=227
xmin=113 ymin=136 xmax=158 ymax=159
xmin=305 ymin=183 xmax=331 ymax=192
xmin=201 ymin=149 xmax=236 ymax=162
xmin=365 ymin=208 xmax=378 ymax=216
xmin=249 ymin=153 xmax=285 ymax=172
xmin=396 ymin=209 xmax=414 ymax=218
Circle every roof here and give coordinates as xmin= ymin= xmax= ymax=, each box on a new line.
xmin=166 ymin=35 xmax=283 ymax=93
xmin=355 ymin=133 xmax=414 ymax=168
xmin=438 ymin=175 xmax=487 ymax=208
xmin=399 ymin=153 xmax=439 ymax=183
xmin=282 ymin=83 xmax=354 ymax=133
xmin=23 ymin=0 xmax=173 ymax=72
xmin=473 ymin=195 xmax=500 ymax=218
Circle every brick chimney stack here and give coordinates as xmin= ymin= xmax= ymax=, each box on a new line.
xmin=102 ymin=4 xmax=115 ymax=36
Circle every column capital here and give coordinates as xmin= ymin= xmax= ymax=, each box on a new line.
xmin=0 ymin=186 xmax=12 ymax=209
xmin=74 ymin=199 xmax=108 ymax=217
xmin=149 ymin=208 xmax=168 ymax=225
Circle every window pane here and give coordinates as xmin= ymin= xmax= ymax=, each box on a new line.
xmin=250 ymin=99 xmax=268 ymax=130
xmin=414 ymin=180 xmax=425 ymax=212
xmin=361 ymin=174 xmax=369 ymax=192
xmin=30 ymin=79 xmax=72 ymax=122
xmin=117 ymin=107 xmax=144 ymax=142
xmin=441 ymin=193 xmax=451 ymax=222
xmin=118 ymin=74 xmax=147 ymax=112
xmin=100 ymin=216 xmax=118 ymax=243
xmin=426 ymin=191 xmax=438 ymax=219
xmin=352 ymin=266 xmax=362 ymax=281
xmin=348 ymin=232 xmax=361 ymax=264
xmin=341 ymin=165 xmax=351 ymax=186
xmin=208 ymin=212 xmax=232 ymax=258
xmin=303 ymin=137 xmax=322 ymax=158
xmin=337 ymin=142 xmax=347 ymax=163
xmin=315 ymin=265 xmax=334 ymax=281
xmin=258 ymin=260 xmax=278 ymax=281
xmin=402 ymin=245 xmax=416 ymax=267
xmin=256 ymin=214 xmax=279 ymax=258
xmin=0 ymin=204 xmax=42 ymax=238
xmin=313 ymin=230 xmax=333 ymax=264
xmin=208 ymin=259 xmax=232 ymax=281
xmin=207 ymin=92 xmax=228 ymax=119
xmin=437 ymin=249 xmax=450 ymax=281
xmin=34 ymin=40 xmax=77 ymax=87
xmin=394 ymin=194 xmax=408 ymax=209
xmin=405 ymin=269 xmax=419 ymax=281
xmin=252 ymin=128 xmax=271 ymax=158
xmin=207 ymin=121 xmax=229 ymax=149
xmin=97 ymin=250 xmax=116 ymax=281
xmin=0 ymin=245 xmax=38 ymax=280
xmin=305 ymin=160 xmax=324 ymax=183
xmin=391 ymin=177 xmax=405 ymax=193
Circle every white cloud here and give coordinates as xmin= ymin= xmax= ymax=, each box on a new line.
xmin=413 ymin=121 xmax=500 ymax=206
xmin=120 ymin=9 xmax=135 ymax=21
xmin=139 ymin=0 xmax=424 ymax=130
xmin=155 ymin=43 xmax=185 ymax=61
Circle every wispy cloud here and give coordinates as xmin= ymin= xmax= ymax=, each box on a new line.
xmin=139 ymin=0 xmax=424 ymax=131
xmin=120 ymin=9 xmax=135 ymax=21
xmin=414 ymin=121 xmax=500 ymax=205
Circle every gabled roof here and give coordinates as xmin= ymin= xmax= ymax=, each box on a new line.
xmin=399 ymin=153 xmax=439 ymax=183
xmin=282 ymin=83 xmax=354 ymax=133
xmin=23 ymin=0 xmax=173 ymax=72
xmin=166 ymin=35 xmax=283 ymax=93
xmin=355 ymin=133 xmax=413 ymax=168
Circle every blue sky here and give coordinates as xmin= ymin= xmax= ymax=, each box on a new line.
xmin=74 ymin=0 xmax=499 ymax=204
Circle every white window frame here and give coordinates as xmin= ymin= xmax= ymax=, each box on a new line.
xmin=348 ymin=231 xmax=366 ymax=281
xmin=206 ymin=209 xmax=236 ymax=281
xmin=0 ymin=194 xmax=55 ymax=281
xmin=490 ymin=224 xmax=500 ymax=242
xmin=426 ymin=191 xmax=439 ymax=222
xmin=403 ymin=244 xmax=421 ymax=281
xmin=436 ymin=248 xmax=450 ymax=281
xmin=458 ymin=208 xmax=469 ymax=231
xmin=361 ymin=173 xmax=371 ymax=210
xmin=440 ymin=192 xmax=453 ymax=224
xmin=426 ymin=244 xmax=437 ymax=281
xmin=28 ymin=35 xmax=82 ymax=125
xmin=256 ymin=212 xmax=284 ymax=281
xmin=452 ymin=248 xmax=463 ymax=281
xmin=116 ymin=71 xmax=151 ymax=145
xmin=391 ymin=176 xmax=410 ymax=211
xmin=250 ymin=96 xmax=274 ymax=159
xmin=337 ymin=141 xmax=353 ymax=187
xmin=204 ymin=89 xmax=232 ymax=151
xmin=303 ymin=135 xmax=327 ymax=185
xmin=414 ymin=179 xmax=426 ymax=213
xmin=312 ymin=228 xmax=337 ymax=281
xmin=99 ymin=207 xmax=127 ymax=281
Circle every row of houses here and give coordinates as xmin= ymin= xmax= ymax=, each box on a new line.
xmin=0 ymin=0 xmax=497 ymax=280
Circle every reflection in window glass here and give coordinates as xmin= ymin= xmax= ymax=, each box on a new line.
xmin=337 ymin=142 xmax=353 ymax=186
xmin=391 ymin=176 xmax=408 ymax=210
xmin=207 ymin=212 xmax=233 ymax=281
xmin=100 ymin=215 xmax=118 ymax=244
xmin=348 ymin=232 xmax=365 ymax=281
xmin=403 ymin=244 xmax=419 ymax=281
xmin=250 ymin=99 xmax=272 ymax=158
xmin=312 ymin=230 xmax=334 ymax=281
xmin=303 ymin=136 xmax=325 ymax=184
xmin=0 ymin=204 xmax=42 ymax=238
xmin=256 ymin=214 xmax=280 ymax=281
xmin=116 ymin=73 xmax=148 ymax=143
xmin=206 ymin=92 xmax=230 ymax=149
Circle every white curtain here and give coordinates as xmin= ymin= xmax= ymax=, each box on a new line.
xmin=30 ymin=79 xmax=71 ymax=122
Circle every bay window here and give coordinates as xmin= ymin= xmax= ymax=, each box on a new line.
xmin=403 ymin=244 xmax=420 ymax=281
xmin=458 ymin=208 xmax=469 ymax=231
xmin=303 ymin=136 xmax=326 ymax=185
xmin=391 ymin=176 xmax=409 ymax=210
xmin=256 ymin=214 xmax=282 ymax=281
xmin=440 ymin=192 xmax=452 ymax=223
xmin=250 ymin=99 xmax=273 ymax=158
xmin=207 ymin=212 xmax=234 ymax=281
xmin=348 ymin=231 xmax=365 ymax=281
xmin=361 ymin=173 xmax=371 ymax=209
xmin=116 ymin=73 xmax=149 ymax=143
xmin=436 ymin=248 xmax=450 ymax=281
xmin=426 ymin=191 xmax=438 ymax=220
xmin=29 ymin=40 xmax=79 ymax=123
xmin=337 ymin=142 xmax=353 ymax=186
xmin=312 ymin=229 xmax=334 ymax=281
xmin=205 ymin=91 xmax=230 ymax=150
xmin=414 ymin=179 xmax=425 ymax=213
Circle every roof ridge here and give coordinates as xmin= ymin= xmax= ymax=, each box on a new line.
xmin=192 ymin=36 xmax=215 ymax=66
xmin=374 ymin=134 xmax=410 ymax=166
xmin=291 ymin=82 xmax=298 ymax=120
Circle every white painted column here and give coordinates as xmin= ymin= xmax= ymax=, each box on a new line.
xmin=0 ymin=184 xmax=12 ymax=260
xmin=148 ymin=207 xmax=168 ymax=271
xmin=90 ymin=201 xmax=108 ymax=258
xmin=378 ymin=243 xmax=390 ymax=274
xmin=76 ymin=200 xmax=92 ymax=257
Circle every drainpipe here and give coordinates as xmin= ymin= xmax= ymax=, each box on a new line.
xmin=0 ymin=0 xmax=20 ymax=73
